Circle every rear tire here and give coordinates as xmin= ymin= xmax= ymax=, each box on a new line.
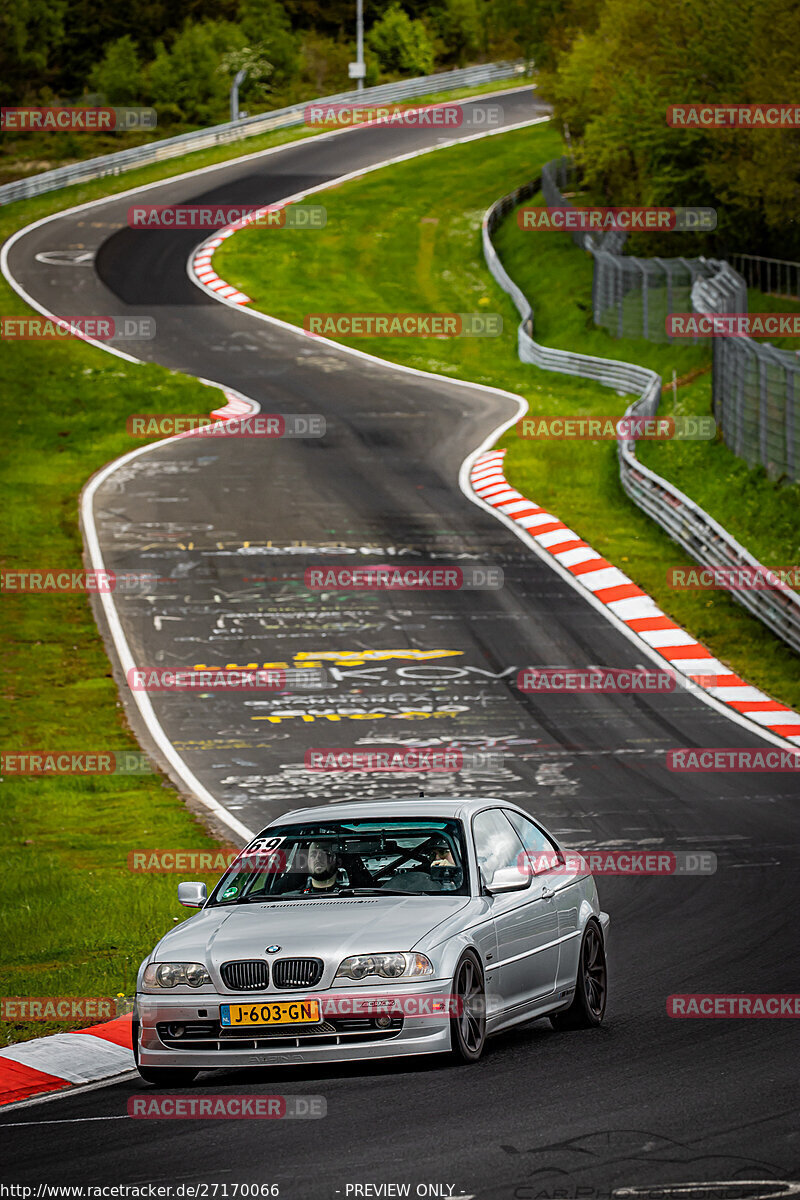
xmin=132 ymin=1015 xmax=199 ymax=1086
xmin=549 ymin=920 xmax=607 ymax=1030
xmin=450 ymin=950 xmax=487 ymax=1063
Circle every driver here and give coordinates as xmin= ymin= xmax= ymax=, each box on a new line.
xmin=304 ymin=841 xmax=342 ymax=891
xmin=430 ymin=838 xmax=456 ymax=868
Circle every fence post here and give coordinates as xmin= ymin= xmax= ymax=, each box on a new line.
xmin=758 ymin=355 xmax=770 ymax=471
xmin=786 ymin=365 xmax=796 ymax=479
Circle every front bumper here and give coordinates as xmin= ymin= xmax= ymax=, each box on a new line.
xmin=136 ymin=980 xmax=453 ymax=1068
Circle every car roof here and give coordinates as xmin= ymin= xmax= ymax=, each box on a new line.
xmin=258 ymin=796 xmax=512 ymax=831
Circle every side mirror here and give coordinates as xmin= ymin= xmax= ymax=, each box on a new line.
xmin=483 ymin=865 xmax=530 ymax=895
xmin=177 ymin=881 xmax=207 ymax=908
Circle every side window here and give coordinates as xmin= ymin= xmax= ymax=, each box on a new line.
xmin=505 ymin=810 xmax=563 ymax=875
xmin=472 ymin=809 xmax=528 ymax=889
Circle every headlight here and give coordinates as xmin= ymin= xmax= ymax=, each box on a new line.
xmin=143 ymin=962 xmax=211 ymax=988
xmin=334 ymin=952 xmax=434 ymax=982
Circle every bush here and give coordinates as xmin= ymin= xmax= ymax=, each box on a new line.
xmin=298 ymin=31 xmax=354 ymax=95
xmin=367 ymin=3 xmax=435 ymax=76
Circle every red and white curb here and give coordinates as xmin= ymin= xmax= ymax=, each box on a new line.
xmin=209 ymin=388 xmax=259 ymax=420
xmin=191 ymin=207 xmax=284 ymax=305
xmin=470 ymin=450 xmax=800 ymax=745
xmin=0 ymin=1015 xmax=134 ymax=1106
xmin=192 ymin=226 xmax=251 ymax=305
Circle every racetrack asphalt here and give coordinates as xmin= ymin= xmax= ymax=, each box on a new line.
xmin=2 ymin=88 xmax=799 ymax=1196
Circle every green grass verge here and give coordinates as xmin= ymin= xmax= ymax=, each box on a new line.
xmin=0 ymin=77 xmax=532 ymax=1050
xmin=0 ymin=354 xmax=234 ymax=1047
xmin=0 ymin=298 xmax=240 ymax=1048
xmin=215 ymin=120 xmax=800 ymax=710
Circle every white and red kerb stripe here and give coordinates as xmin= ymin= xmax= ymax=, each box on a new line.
xmin=191 ymin=204 xmax=290 ymax=305
xmin=470 ymin=449 xmax=800 ymax=744
xmin=0 ymin=1015 xmax=134 ymax=1105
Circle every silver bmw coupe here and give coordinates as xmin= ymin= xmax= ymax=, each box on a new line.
xmin=134 ymin=797 xmax=610 ymax=1083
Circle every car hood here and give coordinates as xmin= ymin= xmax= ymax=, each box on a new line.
xmin=152 ymin=895 xmax=471 ymax=969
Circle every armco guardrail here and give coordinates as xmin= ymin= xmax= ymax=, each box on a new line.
xmin=483 ymin=179 xmax=800 ymax=655
xmin=0 ymin=61 xmax=528 ymax=206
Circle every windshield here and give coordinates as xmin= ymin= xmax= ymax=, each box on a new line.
xmin=208 ymin=818 xmax=470 ymax=904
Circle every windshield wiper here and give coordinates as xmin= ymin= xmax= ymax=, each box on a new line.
xmin=233 ymin=893 xmax=293 ymax=903
xmin=335 ymin=887 xmax=418 ymax=896
xmin=220 ymin=887 xmax=429 ymax=903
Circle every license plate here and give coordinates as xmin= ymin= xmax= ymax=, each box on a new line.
xmin=220 ymin=999 xmax=321 ymax=1027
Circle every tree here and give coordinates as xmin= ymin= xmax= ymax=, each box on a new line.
xmin=0 ymin=0 xmax=67 ymax=102
xmin=219 ymin=44 xmax=276 ymax=109
xmin=88 ymin=35 xmax=145 ymax=104
xmin=367 ymin=2 xmax=435 ymax=76
xmin=237 ymin=0 xmax=300 ymax=87
xmin=430 ymin=0 xmax=483 ymax=66
xmin=540 ymin=0 xmax=800 ymax=255
xmin=148 ymin=20 xmax=247 ymax=124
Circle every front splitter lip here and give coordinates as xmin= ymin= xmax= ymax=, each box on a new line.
xmin=136 ymin=983 xmax=454 ymax=1067
xmin=139 ymin=1031 xmax=452 ymax=1068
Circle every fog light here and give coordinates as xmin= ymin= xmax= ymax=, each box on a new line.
xmin=374 ymin=1015 xmax=392 ymax=1029
xmin=167 ymin=1023 xmax=185 ymax=1037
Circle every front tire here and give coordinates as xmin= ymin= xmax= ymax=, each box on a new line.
xmin=549 ymin=920 xmax=607 ymax=1030
xmin=132 ymin=1015 xmax=199 ymax=1086
xmin=450 ymin=951 xmax=487 ymax=1063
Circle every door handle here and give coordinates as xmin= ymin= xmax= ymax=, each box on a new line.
xmin=541 ymin=885 xmax=555 ymax=900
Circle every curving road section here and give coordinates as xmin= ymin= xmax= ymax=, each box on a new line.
xmin=2 ymin=88 xmax=799 ymax=1197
